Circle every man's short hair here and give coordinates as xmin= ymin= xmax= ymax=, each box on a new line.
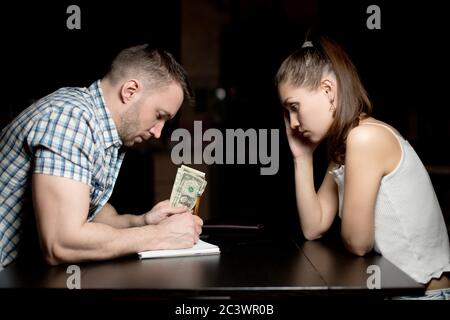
xmin=106 ymin=44 xmax=194 ymax=105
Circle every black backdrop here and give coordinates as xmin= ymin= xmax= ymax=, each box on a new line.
xmin=2 ymin=0 xmax=449 ymax=237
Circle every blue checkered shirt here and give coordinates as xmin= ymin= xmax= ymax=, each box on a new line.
xmin=0 ymin=80 xmax=125 ymax=268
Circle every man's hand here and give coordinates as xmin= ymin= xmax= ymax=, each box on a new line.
xmin=144 ymin=200 xmax=191 ymax=225
xmin=156 ymin=212 xmax=204 ymax=248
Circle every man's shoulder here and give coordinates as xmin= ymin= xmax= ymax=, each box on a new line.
xmin=10 ymin=86 xmax=99 ymax=141
xmin=40 ymin=86 xmax=97 ymax=118
xmin=4 ymin=84 xmax=103 ymax=145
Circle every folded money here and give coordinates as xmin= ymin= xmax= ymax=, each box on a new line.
xmin=169 ymin=165 xmax=207 ymax=210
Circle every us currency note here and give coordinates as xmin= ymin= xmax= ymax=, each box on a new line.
xmin=170 ymin=165 xmax=207 ymax=209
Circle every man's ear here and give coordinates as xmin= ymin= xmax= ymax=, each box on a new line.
xmin=120 ymin=79 xmax=141 ymax=104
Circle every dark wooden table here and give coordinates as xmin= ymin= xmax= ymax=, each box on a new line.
xmin=0 ymin=229 xmax=423 ymax=304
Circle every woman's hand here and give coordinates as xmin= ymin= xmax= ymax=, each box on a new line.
xmin=144 ymin=200 xmax=191 ymax=225
xmin=284 ymin=111 xmax=318 ymax=159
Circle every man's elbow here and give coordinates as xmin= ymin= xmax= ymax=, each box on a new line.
xmin=41 ymin=241 xmax=73 ymax=266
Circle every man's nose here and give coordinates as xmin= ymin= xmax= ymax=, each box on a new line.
xmin=150 ymin=122 xmax=164 ymax=139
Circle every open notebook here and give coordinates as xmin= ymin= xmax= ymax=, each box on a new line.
xmin=138 ymin=240 xmax=220 ymax=259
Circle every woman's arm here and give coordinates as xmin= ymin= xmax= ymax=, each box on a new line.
xmin=283 ymin=110 xmax=339 ymax=240
xmin=294 ymin=157 xmax=339 ymax=240
xmin=341 ymin=125 xmax=398 ymax=256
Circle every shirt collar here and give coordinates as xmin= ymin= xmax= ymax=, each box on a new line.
xmin=88 ymin=80 xmax=122 ymax=149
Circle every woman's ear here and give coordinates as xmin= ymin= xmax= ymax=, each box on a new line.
xmin=321 ymin=77 xmax=336 ymax=102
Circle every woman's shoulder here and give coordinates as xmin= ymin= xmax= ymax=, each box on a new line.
xmin=359 ymin=117 xmax=402 ymax=136
xmin=346 ymin=118 xmax=402 ymax=174
xmin=347 ymin=117 xmax=401 ymax=146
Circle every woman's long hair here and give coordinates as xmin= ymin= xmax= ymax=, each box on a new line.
xmin=275 ymin=33 xmax=372 ymax=165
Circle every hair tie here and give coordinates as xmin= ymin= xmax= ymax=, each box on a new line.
xmin=302 ymin=41 xmax=313 ymax=48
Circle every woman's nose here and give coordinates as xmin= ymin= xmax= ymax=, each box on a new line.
xmin=290 ymin=113 xmax=300 ymax=130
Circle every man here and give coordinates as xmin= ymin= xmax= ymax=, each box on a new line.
xmin=0 ymin=44 xmax=203 ymax=269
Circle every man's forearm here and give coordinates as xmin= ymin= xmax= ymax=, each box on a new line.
xmin=31 ymin=174 xmax=180 ymax=266
xmin=94 ymin=203 xmax=145 ymax=228
xmin=47 ymin=222 xmax=164 ymax=265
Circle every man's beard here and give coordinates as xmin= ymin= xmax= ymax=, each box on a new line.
xmin=117 ymin=102 xmax=141 ymax=147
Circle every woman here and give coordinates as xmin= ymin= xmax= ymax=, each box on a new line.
xmin=275 ymin=33 xmax=450 ymax=299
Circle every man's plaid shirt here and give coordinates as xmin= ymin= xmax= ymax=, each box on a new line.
xmin=0 ymin=80 xmax=125 ymax=268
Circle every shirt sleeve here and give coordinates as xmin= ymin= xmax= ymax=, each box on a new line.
xmin=27 ymin=105 xmax=95 ymax=185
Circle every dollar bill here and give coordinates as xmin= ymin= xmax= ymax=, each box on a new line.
xmin=170 ymin=165 xmax=207 ymax=209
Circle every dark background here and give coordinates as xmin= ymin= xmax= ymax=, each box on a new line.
xmin=1 ymin=0 xmax=449 ymax=237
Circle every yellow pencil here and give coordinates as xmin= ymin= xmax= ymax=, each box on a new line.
xmin=193 ymin=194 xmax=201 ymax=216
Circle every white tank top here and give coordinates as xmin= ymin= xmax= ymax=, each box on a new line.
xmin=330 ymin=122 xmax=450 ymax=284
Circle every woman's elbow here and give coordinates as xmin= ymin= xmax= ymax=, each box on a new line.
xmin=343 ymin=240 xmax=373 ymax=257
xmin=348 ymin=246 xmax=372 ymax=257
xmin=302 ymin=228 xmax=324 ymax=241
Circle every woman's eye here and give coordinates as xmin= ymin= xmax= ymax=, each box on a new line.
xmin=290 ymin=103 xmax=298 ymax=112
